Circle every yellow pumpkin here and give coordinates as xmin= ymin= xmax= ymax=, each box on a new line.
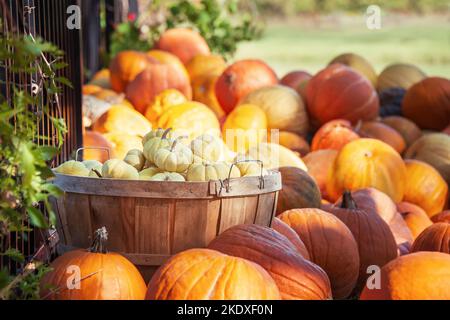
xmin=54 ymin=161 xmax=90 ymax=177
xmin=88 ymin=68 xmax=112 ymax=89
xmin=142 ymin=128 xmax=175 ymax=147
xmin=142 ymin=135 xmax=174 ymax=164
xmin=149 ymin=172 xmax=186 ymax=182
xmin=326 ymin=138 xmax=407 ymax=202
xmin=157 ymin=101 xmax=221 ymax=141
xmin=139 ymin=167 xmax=163 ymax=180
xmin=187 ymin=162 xmax=241 ymax=182
xmin=144 ymin=89 xmax=187 ymax=126
xmin=246 ymin=143 xmax=308 ymax=171
xmin=239 ymin=85 xmax=309 ymax=137
xmin=102 ymin=159 xmax=139 ymax=180
xmin=103 ymin=132 xmax=143 ymax=160
xmin=191 ymin=72 xmax=226 ymax=119
xmin=93 ymin=105 xmax=152 ymax=137
xmin=191 ymin=134 xmax=230 ymax=162
xmin=154 ymin=139 xmax=194 ymax=173
xmin=233 ymin=154 xmax=267 ymax=177
xmin=222 ymin=104 xmax=268 ymax=153
xmin=124 ymin=149 xmax=146 ymax=171
xmin=186 ymin=54 xmax=226 ymax=80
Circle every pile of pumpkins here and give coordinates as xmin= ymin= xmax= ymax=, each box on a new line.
xmin=45 ymin=27 xmax=450 ymax=300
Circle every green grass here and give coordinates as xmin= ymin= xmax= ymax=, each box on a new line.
xmin=235 ymin=15 xmax=450 ymax=78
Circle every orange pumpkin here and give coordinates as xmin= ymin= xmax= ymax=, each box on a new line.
xmin=280 ymin=71 xmax=312 ymax=99
xmin=324 ymin=191 xmax=398 ymax=290
xmin=303 ymin=150 xmax=338 ymax=201
xmin=397 ymin=202 xmax=433 ymax=239
xmin=326 ymin=139 xmax=406 ymax=203
xmin=146 ymin=249 xmax=280 ymax=300
xmin=208 ymin=224 xmax=332 ymax=300
xmin=144 ymin=89 xmax=187 ymax=125
xmin=83 ymin=131 xmax=114 ymax=162
xmin=276 ymin=167 xmax=322 ymax=215
xmin=274 ymin=131 xmax=310 ymax=157
xmin=357 ymin=121 xmax=406 ymax=154
xmin=305 ymin=64 xmax=379 ymax=127
xmin=186 ymin=54 xmax=226 ymax=80
xmin=279 ymin=209 xmax=359 ymax=299
xmin=403 ymin=160 xmax=448 ymax=218
xmin=329 ymin=53 xmax=377 ymax=86
xmin=405 ymin=133 xmax=450 ymax=185
xmin=311 ymin=119 xmax=360 ymax=152
xmin=125 ymin=63 xmax=192 ymax=114
xmin=109 ymin=51 xmax=154 ymax=93
xmin=89 ymin=68 xmax=112 ymax=89
xmin=156 ymin=28 xmax=211 ymax=64
xmin=411 ymin=223 xmax=450 ymax=254
xmin=191 ymin=72 xmax=226 ymax=119
xmin=402 ymin=77 xmax=450 ymax=130
xmin=271 ymin=217 xmax=310 ymax=260
xmin=215 ymin=59 xmax=278 ymax=114
xmin=360 ymin=252 xmax=450 ymax=300
xmin=432 ymin=211 xmax=450 ymax=224
xmin=147 ymin=49 xmax=190 ymax=80
xmin=82 ymin=84 xmax=103 ymax=95
xmin=40 ymin=228 xmax=147 ymax=300
xmin=381 ymin=116 xmax=422 ymax=147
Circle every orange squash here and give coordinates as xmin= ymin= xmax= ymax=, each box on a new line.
xmin=403 ymin=160 xmax=448 ymax=218
xmin=215 ymin=59 xmax=278 ymax=114
xmin=324 ymin=191 xmax=398 ymax=290
xmin=360 ymin=252 xmax=450 ymax=300
xmin=156 ymin=28 xmax=210 ymax=64
xmin=381 ymin=116 xmax=422 ymax=147
xmin=40 ymin=228 xmax=147 ymax=300
xmin=402 ymin=77 xmax=450 ymax=130
xmin=279 ymin=209 xmax=359 ymax=299
xmin=411 ymin=223 xmax=450 ymax=254
xmin=191 ymin=72 xmax=226 ymax=119
xmin=311 ymin=119 xmax=360 ymax=152
xmin=358 ymin=121 xmax=406 ymax=154
xmin=303 ymin=150 xmax=338 ymax=201
xmin=397 ymin=202 xmax=433 ymax=239
xmin=271 ymin=217 xmax=310 ymax=260
xmin=431 ymin=211 xmax=450 ymax=224
xmin=326 ymin=139 xmax=406 ymax=203
xmin=208 ymin=224 xmax=332 ymax=300
xmin=305 ymin=64 xmax=379 ymax=127
xmin=147 ymin=49 xmax=190 ymax=80
xmin=109 ymin=51 xmax=154 ymax=93
xmin=329 ymin=53 xmax=377 ymax=86
xmin=146 ymin=249 xmax=280 ymax=300
xmin=186 ymin=54 xmax=226 ymax=80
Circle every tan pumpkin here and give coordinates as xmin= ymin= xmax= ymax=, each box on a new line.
xmin=139 ymin=167 xmax=163 ymax=180
xmin=102 ymin=159 xmax=139 ymax=180
xmin=279 ymin=209 xmax=359 ymax=299
xmin=240 ymin=85 xmax=309 ymax=137
xmin=187 ymin=162 xmax=240 ymax=182
xmin=273 ymin=131 xmax=310 ymax=157
xmin=148 ymin=172 xmax=186 ymax=182
xmin=153 ymin=139 xmax=194 ymax=173
xmin=304 ymin=150 xmax=338 ymax=202
xmin=329 ymin=53 xmax=377 ymax=86
xmin=123 ymin=149 xmax=146 ymax=171
xmin=397 ymin=202 xmax=433 ymax=239
xmin=403 ymin=160 xmax=448 ymax=218
xmin=377 ymin=63 xmax=426 ymax=92
xmin=208 ymin=224 xmax=332 ymax=300
xmin=404 ymin=133 xmax=450 ymax=185
xmin=357 ymin=121 xmax=406 ymax=154
xmin=246 ymin=143 xmax=308 ymax=171
xmin=271 ymin=217 xmax=310 ymax=260
xmin=54 ymin=161 xmax=90 ymax=177
xmin=381 ymin=116 xmax=422 ymax=147
xmin=326 ymin=138 xmax=406 ymax=203
xmin=276 ymin=167 xmax=321 ymax=215
xmin=411 ymin=223 xmax=450 ymax=254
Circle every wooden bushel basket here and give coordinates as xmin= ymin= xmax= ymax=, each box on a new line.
xmin=51 ymin=171 xmax=282 ymax=281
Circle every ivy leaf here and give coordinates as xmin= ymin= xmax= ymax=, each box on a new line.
xmin=27 ymin=206 xmax=48 ymax=229
xmin=36 ymin=146 xmax=59 ymax=161
xmin=55 ymin=77 xmax=73 ymax=88
xmin=19 ymin=143 xmax=36 ymax=188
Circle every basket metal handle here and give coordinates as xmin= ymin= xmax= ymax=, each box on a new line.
xmin=75 ymin=147 xmax=111 ymax=162
xmin=224 ymin=160 xmax=265 ymax=193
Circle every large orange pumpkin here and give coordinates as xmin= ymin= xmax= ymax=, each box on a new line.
xmin=402 ymin=77 xmax=450 ymax=130
xmin=109 ymin=51 xmax=154 ymax=93
xmin=208 ymin=224 xmax=332 ymax=300
xmin=381 ymin=116 xmax=422 ymax=147
xmin=398 ymin=202 xmax=433 ymax=240
xmin=329 ymin=53 xmax=377 ymax=86
xmin=376 ymin=63 xmax=426 ymax=92
xmin=155 ymin=28 xmax=211 ymax=64
xmin=147 ymin=49 xmax=190 ymax=80
xmin=432 ymin=211 xmax=450 ymax=224
xmin=144 ymin=89 xmax=187 ymax=125
xmin=326 ymin=139 xmax=406 ymax=203
xmin=40 ymin=228 xmax=147 ymax=300
xmin=83 ymin=131 xmax=115 ymax=162
xmin=271 ymin=217 xmax=310 ymax=260
xmin=125 ymin=63 xmax=192 ymax=114
xmin=186 ymin=54 xmax=226 ymax=80
xmin=215 ymin=59 xmax=278 ymax=114
xmin=191 ymin=72 xmax=226 ymax=119
xmin=146 ymin=248 xmax=280 ymax=300
xmin=305 ymin=64 xmax=379 ymax=127
xmin=357 ymin=121 xmax=406 ymax=154
xmin=276 ymin=167 xmax=322 ymax=215
xmin=411 ymin=223 xmax=450 ymax=254
xmin=360 ymin=252 xmax=450 ymax=300
xmin=280 ymin=70 xmax=312 ymax=99
xmin=405 ymin=133 xmax=450 ymax=185
xmin=403 ymin=160 xmax=448 ymax=218
xmin=324 ymin=191 xmax=398 ymax=290
xmin=311 ymin=119 xmax=360 ymax=152
xmin=279 ymin=209 xmax=359 ymax=299
xmin=303 ymin=149 xmax=338 ymax=201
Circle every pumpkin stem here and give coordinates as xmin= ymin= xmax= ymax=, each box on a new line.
xmin=162 ymin=128 xmax=172 ymax=140
xmin=341 ymin=191 xmax=358 ymax=210
xmin=92 ymin=169 xmax=102 ymax=178
xmin=89 ymin=227 xmax=108 ymax=254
